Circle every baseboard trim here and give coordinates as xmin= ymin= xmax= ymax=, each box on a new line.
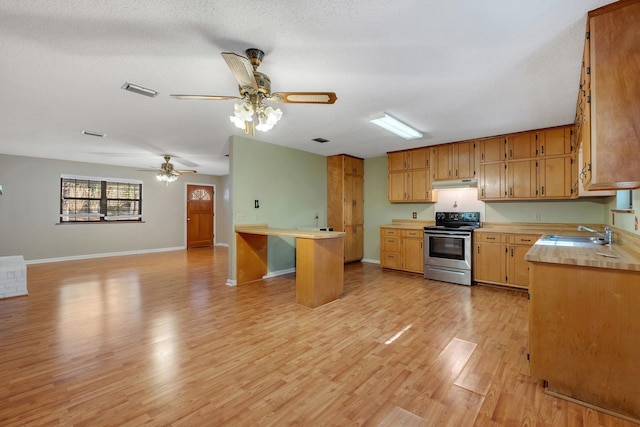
xmin=263 ymin=268 xmax=296 ymax=279
xmin=25 ymin=246 xmax=186 ymax=265
xmin=215 ymin=242 xmax=229 ymax=247
xmin=362 ymin=258 xmax=380 ymax=264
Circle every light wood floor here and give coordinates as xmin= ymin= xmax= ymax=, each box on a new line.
xmin=0 ymin=247 xmax=636 ymax=426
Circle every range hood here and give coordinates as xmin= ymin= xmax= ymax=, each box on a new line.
xmin=432 ymin=178 xmax=478 ymax=189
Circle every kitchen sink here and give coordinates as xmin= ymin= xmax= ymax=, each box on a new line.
xmin=541 ymin=234 xmax=606 ymax=244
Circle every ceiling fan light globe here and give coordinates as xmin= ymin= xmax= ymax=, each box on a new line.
xmin=230 ymin=115 xmax=246 ymax=129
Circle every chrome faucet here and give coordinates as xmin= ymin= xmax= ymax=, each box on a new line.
xmin=578 ymin=225 xmax=613 ymax=244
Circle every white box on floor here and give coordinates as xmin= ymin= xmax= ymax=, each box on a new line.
xmin=0 ymin=256 xmax=27 ymax=298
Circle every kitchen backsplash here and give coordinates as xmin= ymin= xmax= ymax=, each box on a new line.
xmin=434 ymin=188 xmax=485 ymax=222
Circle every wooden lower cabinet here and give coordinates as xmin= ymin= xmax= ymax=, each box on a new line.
xmin=474 ymin=232 xmax=539 ymax=289
xmin=529 ymin=262 xmax=640 ymax=421
xmin=380 ymin=228 xmax=424 ymax=274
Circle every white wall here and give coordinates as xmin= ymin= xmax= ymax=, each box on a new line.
xmin=0 ymin=154 xmax=225 ymax=261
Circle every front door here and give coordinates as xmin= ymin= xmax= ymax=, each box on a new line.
xmin=186 ymin=184 xmax=214 ymax=248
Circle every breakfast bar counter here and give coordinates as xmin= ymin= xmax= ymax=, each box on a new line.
xmin=235 ymin=224 xmax=345 ymax=308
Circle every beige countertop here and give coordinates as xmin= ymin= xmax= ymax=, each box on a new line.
xmin=475 ymin=222 xmax=605 ymax=235
xmin=380 ymin=219 xmax=434 ymax=229
xmin=525 ymin=236 xmax=640 ymax=272
xmin=235 ymin=224 xmax=345 ymax=239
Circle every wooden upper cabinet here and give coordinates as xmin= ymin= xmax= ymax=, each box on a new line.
xmin=588 ymin=0 xmax=640 ymax=189
xmin=507 ymin=132 xmax=537 ymax=160
xmin=388 ymin=151 xmax=408 ymax=172
xmin=538 ymin=127 xmax=572 ymax=157
xmin=434 ymin=142 xmax=475 ymax=180
xmin=539 ymin=156 xmax=573 ymax=198
xmin=480 ymin=162 xmax=507 ymax=199
xmin=345 ymin=155 xmax=364 ymax=175
xmin=408 ymin=147 xmax=430 ymax=169
xmin=479 ymin=137 xmax=506 ymax=163
xmin=434 ymin=144 xmax=453 ymax=180
xmin=455 ymin=141 xmax=476 ymax=179
xmin=388 ymin=171 xmax=407 ymax=202
xmin=508 ymin=160 xmax=537 ymax=199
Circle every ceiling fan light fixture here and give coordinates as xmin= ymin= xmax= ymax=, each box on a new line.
xmin=230 ymin=101 xmax=282 ymax=134
xmin=156 ymin=171 xmax=179 ymax=183
xmin=121 ymin=82 xmax=159 ymax=97
xmin=369 ymin=113 xmax=423 ymax=140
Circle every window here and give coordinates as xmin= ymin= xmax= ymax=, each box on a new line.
xmin=616 ymin=190 xmax=633 ymax=211
xmin=60 ymin=175 xmax=142 ymax=222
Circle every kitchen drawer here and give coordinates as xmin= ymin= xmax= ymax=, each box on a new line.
xmin=475 ymin=233 xmax=507 ymax=243
xmin=382 ymin=228 xmax=399 ymax=237
xmin=381 ymin=252 xmax=400 ymax=269
xmin=382 ymin=237 xmax=400 ymax=252
xmin=403 ymin=229 xmax=423 ymax=238
xmin=509 ymin=234 xmax=539 ymax=245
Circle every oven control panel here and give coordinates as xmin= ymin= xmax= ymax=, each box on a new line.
xmin=435 ymin=212 xmax=480 ymax=222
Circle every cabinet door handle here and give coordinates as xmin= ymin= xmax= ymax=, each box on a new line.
xmin=510 ymin=149 xmax=513 ymax=158
xmin=541 ymin=146 xmax=545 ymax=155
xmin=509 ymin=187 xmax=513 ymax=196
xmin=522 ymin=239 xmax=531 ymax=242
xmin=487 ymin=237 xmax=496 ymax=240
xmin=420 ymin=241 xmax=423 ymax=249
xmin=477 ymin=246 xmax=480 ymax=254
xmin=541 ymin=186 xmax=545 ymax=195
xmin=511 ymin=248 xmax=514 ymax=257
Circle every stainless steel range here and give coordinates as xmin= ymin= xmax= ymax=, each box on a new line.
xmin=424 ymin=212 xmax=481 ymax=286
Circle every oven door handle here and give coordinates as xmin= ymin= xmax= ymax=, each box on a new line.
xmin=424 ymin=230 xmax=472 ymax=237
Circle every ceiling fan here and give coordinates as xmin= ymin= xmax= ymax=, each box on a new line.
xmin=171 ymin=48 xmax=337 ymax=135
xmin=139 ymin=155 xmax=197 ymax=184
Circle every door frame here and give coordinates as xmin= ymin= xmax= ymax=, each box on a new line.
xmin=184 ymin=182 xmax=216 ymax=248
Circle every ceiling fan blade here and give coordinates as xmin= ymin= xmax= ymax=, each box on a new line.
xmin=269 ymin=92 xmax=337 ymax=104
xmin=170 ymin=94 xmax=242 ymax=101
xmin=175 ymin=170 xmax=198 ymax=174
xmin=221 ymin=52 xmax=258 ymax=91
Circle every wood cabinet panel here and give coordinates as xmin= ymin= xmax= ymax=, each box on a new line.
xmin=402 ymin=236 xmax=424 ymax=273
xmin=508 ymin=160 xmax=537 ymax=199
xmin=538 ymin=156 xmax=572 ymax=198
xmin=538 ymin=127 xmax=572 ymax=157
xmin=380 ymin=227 xmax=424 ymax=274
xmin=474 ymin=232 xmax=539 ymax=289
xmin=507 ymin=132 xmax=536 ymax=160
xmin=455 ymin=141 xmax=476 ymax=179
xmin=588 ymin=0 xmax=640 ymax=189
xmin=480 ymin=162 xmax=507 ymax=199
xmin=387 ymin=151 xmax=407 ymax=172
xmin=387 ymin=151 xmax=436 ymax=203
xmin=480 ymin=137 xmax=506 ymax=163
xmin=474 ymin=241 xmax=507 ymax=284
xmin=327 ymin=154 xmax=364 ymax=263
xmin=388 ymin=171 xmax=407 ymax=202
xmin=529 ymin=262 xmax=640 ymax=420
xmin=408 ymin=147 xmax=430 ymax=169
xmin=434 ymin=144 xmax=453 ymax=180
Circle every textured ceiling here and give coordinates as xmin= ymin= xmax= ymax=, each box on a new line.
xmin=0 ymin=0 xmax=615 ymax=175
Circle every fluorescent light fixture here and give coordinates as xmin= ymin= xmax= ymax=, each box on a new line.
xmin=369 ymin=112 xmax=423 ymax=140
xmin=121 ymin=82 xmax=159 ymax=97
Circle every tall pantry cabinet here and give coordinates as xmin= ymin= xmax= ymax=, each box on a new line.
xmin=327 ymin=154 xmax=364 ymax=263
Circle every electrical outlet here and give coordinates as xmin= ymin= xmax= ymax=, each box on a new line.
xmin=412 ymin=212 xmax=417 ymax=219
xmin=236 ymin=213 xmax=246 ymax=221
xmin=534 ymin=212 xmax=541 ymax=221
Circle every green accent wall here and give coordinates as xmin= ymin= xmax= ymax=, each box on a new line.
xmin=228 ymin=136 xmax=327 ymax=282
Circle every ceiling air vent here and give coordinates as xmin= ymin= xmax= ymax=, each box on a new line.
xmin=312 ymin=138 xmax=329 ymax=143
xmin=81 ymin=130 xmax=106 ymax=138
